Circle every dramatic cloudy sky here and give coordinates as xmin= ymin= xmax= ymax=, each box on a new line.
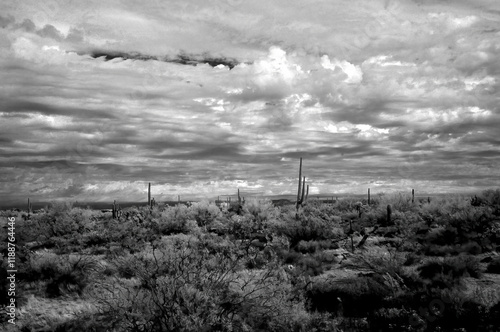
xmin=1 ymin=0 xmax=499 ymax=204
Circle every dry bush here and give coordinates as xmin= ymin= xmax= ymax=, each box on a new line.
xmin=188 ymin=200 xmax=222 ymax=227
xmin=90 ymin=234 xmax=310 ymax=331
xmin=157 ymin=205 xmax=200 ymax=235
xmin=21 ymin=251 xmax=100 ymax=298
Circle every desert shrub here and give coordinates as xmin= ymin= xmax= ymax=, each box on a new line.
xmin=422 ymin=225 xmax=458 ymax=246
xmin=296 ymin=240 xmax=320 ymax=254
xmin=306 ymin=274 xmax=392 ymax=317
xmin=274 ymin=206 xmax=344 ymax=248
xmin=293 ymin=255 xmax=327 ymax=277
xmin=20 ymin=252 xmax=99 ymax=298
xmin=418 ymin=256 xmax=481 ymax=289
xmin=486 ymin=257 xmax=500 ymax=273
xmin=333 ymin=198 xmax=361 ymax=212
xmin=91 ymin=234 xmax=304 ymax=332
xmin=418 ymin=207 xmax=499 ymax=253
xmin=446 ymin=207 xmax=494 ymax=235
xmin=113 ymin=254 xmax=138 ymax=279
xmin=419 ymin=195 xmax=471 ymax=219
xmin=282 ymin=250 xmax=302 ymax=265
xmin=226 ymin=213 xmax=262 ymax=239
xmin=242 ymin=198 xmax=280 ymax=225
xmin=421 ymin=241 xmax=483 ymax=256
xmin=81 ymin=230 xmax=110 ymax=248
xmin=98 ymin=219 xmax=160 ymax=253
xmin=429 ymin=295 xmax=491 ymax=332
xmin=356 ymin=247 xmax=409 ymax=281
xmin=29 ymin=204 xmax=89 ymax=242
xmin=188 ymin=200 xmax=221 ymax=227
xmin=157 ymin=205 xmax=199 ymax=235
xmin=372 ymin=287 xmax=494 ymax=331
xmin=477 ymin=188 xmax=500 ymax=206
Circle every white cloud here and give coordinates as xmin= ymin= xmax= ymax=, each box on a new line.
xmin=321 ymin=55 xmax=363 ymax=84
xmin=250 ymin=46 xmax=305 ymax=88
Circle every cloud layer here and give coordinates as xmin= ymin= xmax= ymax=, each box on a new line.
xmin=1 ymin=0 xmax=500 ymax=205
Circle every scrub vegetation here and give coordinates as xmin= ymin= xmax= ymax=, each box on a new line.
xmin=1 ymin=188 xmax=500 ymax=331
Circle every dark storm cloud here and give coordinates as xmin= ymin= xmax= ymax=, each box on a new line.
xmin=86 ymin=49 xmax=242 ymax=69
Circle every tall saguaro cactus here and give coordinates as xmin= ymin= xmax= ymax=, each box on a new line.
xmin=368 ymin=188 xmax=371 ymax=205
xmin=148 ymin=182 xmax=151 ymax=207
xmin=296 ymin=157 xmax=303 ymax=210
xmin=412 ymin=189 xmax=415 ymax=203
xmin=296 ymin=158 xmax=309 ymax=216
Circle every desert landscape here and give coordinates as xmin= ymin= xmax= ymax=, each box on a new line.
xmin=1 ymin=164 xmax=500 ymax=331
xmin=2 ymin=0 xmax=500 ymax=331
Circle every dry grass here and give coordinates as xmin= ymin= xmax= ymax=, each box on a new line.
xmin=11 ymin=294 xmax=98 ymax=331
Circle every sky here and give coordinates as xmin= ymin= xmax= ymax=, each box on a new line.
xmin=1 ymin=0 xmax=500 ymax=205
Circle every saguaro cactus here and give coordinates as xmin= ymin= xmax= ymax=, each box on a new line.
xmin=412 ymin=189 xmax=415 ymax=203
xmin=295 ymin=158 xmax=310 ymax=217
xmin=387 ymin=204 xmax=392 ymax=225
xmin=368 ymin=188 xmax=371 ymax=205
xmin=148 ymin=183 xmax=151 ymax=206
xmin=296 ymin=157 xmax=303 ymax=210
xmin=112 ymin=200 xmax=117 ymax=219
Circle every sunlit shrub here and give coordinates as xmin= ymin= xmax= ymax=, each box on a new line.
xmin=419 ymin=194 xmax=473 ymax=220
xmin=242 ymin=198 xmax=280 ymax=224
xmin=30 ymin=204 xmax=89 ymax=241
xmin=158 ymin=205 xmax=198 ymax=235
xmin=188 ymin=200 xmax=221 ymax=227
